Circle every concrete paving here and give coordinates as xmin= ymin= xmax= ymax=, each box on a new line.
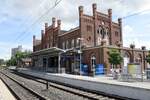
xmin=52 ymin=73 xmax=150 ymax=90
xmin=0 ymin=79 xmax=16 ymax=100
xmin=18 ymin=68 xmax=150 ymax=100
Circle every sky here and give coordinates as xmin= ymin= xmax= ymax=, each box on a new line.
xmin=1 ymin=0 xmax=150 ymax=60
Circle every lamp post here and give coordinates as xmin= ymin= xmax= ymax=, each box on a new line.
xmin=91 ymin=56 xmax=96 ymax=77
xmin=77 ymin=38 xmax=84 ymax=75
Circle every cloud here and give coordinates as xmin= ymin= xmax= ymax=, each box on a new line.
xmin=123 ymin=25 xmax=150 ymax=49
xmin=1 ymin=0 xmax=150 ymax=59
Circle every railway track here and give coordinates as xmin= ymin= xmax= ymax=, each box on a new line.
xmin=1 ymin=70 xmax=134 ymax=100
xmin=0 ymin=72 xmax=48 ymax=100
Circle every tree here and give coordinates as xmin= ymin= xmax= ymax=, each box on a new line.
xmin=15 ymin=51 xmax=31 ymax=66
xmin=108 ymin=49 xmax=123 ymax=69
xmin=6 ymin=51 xmax=31 ymax=67
xmin=6 ymin=57 xmax=17 ymax=66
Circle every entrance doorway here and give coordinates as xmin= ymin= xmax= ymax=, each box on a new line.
xmin=43 ymin=58 xmax=47 ymax=70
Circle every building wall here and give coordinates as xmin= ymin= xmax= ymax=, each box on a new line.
xmin=11 ymin=45 xmax=22 ymax=57
xmin=33 ymin=3 xmax=122 ymax=52
xmin=58 ymin=27 xmax=80 ymax=49
xmin=79 ymin=4 xmax=122 ymax=48
xmin=32 ymin=3 xmax=148 ymax=75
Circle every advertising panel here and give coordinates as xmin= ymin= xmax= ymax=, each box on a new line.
xmin=81 ymin=64 xmax=88 ymax=75
xmin=95 ymin=64 xmax=104 ymax=75
xmin=128 ymin=63 xmax=141 ymax=78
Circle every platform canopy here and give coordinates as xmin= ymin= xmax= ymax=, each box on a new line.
xmin=32 ymin=47 xmax=66 ymax=56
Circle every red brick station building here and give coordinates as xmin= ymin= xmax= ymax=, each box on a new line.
xmin=32 ymin=3 xmax=148 ymax=75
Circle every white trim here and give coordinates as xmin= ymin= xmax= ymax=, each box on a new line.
xmin=58 ymin=27 xmax=79 ymax=36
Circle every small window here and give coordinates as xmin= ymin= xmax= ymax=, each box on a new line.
xmin=87 ymin=25 xmax=92 ymax=32
xmin=106 ymin=28 xmax=109 ymax=35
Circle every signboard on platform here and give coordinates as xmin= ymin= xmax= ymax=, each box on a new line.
xmin=95 ymin=64 xmax=104 ymax=75
xmin=128 ymin=63 xmax=141 ymax=78
xmin=81 ymin=64 xmax=88 ymax=75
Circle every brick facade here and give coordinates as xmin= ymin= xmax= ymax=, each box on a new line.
xmin=32 ymin=3 xmax=148 ymax=75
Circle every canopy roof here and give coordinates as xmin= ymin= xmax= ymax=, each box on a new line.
xmin=32 ymin=47 xmax=66 ymax=56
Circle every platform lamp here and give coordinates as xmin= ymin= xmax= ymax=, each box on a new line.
xmin=77 ymin=38 xmax=84 ymax=75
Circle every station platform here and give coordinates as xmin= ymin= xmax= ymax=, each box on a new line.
xmin=18 ymin=68 xmax=150 ymax=100
xmin=0 ymin=79 xmax=16 ymax=100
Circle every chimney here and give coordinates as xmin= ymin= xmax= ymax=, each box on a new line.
xmin=33 ymin=35 xmax=36 ymax=46
xmin=141 ymin=46 xmax=146 ymax=50
xmin=108 ymin=9 xmax=112 ymax=18
xmin=41 ymin=30 xmax=44 ymax=39
xmin=118 ymin=18 xmax=122 ymax=42
xmin=57 ymin=20 xmax=61 ymax=28
xmin=45 ymin=23 xmax=48 ymax=29
xmin=108 ymin=9 xmax=112 ymax=45
xmin=79 ymin=6 xmax=83 ymax=17
xmin=130 ymin=44 xmax=135 ymax=49
xmin=92 ymin=3 xmax=97 ymax=18
xmin=52 ymin=17 xmax=56 ymax=28
xmin=118 ymin=18 xmax=122 ymax=26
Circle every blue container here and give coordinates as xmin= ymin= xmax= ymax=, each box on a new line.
xmin=95 ymin=64 xmax=104 ymax=75
xmin=81 ymin=64 xmax=88 ymax=75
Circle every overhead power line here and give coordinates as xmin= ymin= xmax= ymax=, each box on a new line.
xmin=14 ymin=0 xmax=62 ymax=43
xmin=122 ymin=8 xmax=150 ymax=19
xmin=13 ymin=0 xmax=46 ymax=42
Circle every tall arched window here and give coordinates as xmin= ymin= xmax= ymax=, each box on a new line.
xmin=100 ymin=28 xmax=106 ymax=39
xmin=91 ymin=55 xmax=96 ymax=71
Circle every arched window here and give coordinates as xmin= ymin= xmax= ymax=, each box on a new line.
xmin=91 ymin=55 xmax=96 ymax=70
xmin=136 ymin=54 xmax=142 ymax=63
xmin=97 ymin=26 xmax=102 ymax=34
xmin=123 ymin=51 xmax=131 ymax=66
xmin=100 ymin=28 xmax=106 ymax=39
xmin=106 ymin=28 xmax=109 ymax=36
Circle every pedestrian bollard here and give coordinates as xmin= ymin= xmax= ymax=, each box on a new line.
xmin=46 ymin=80 xmax=48 ymax=89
